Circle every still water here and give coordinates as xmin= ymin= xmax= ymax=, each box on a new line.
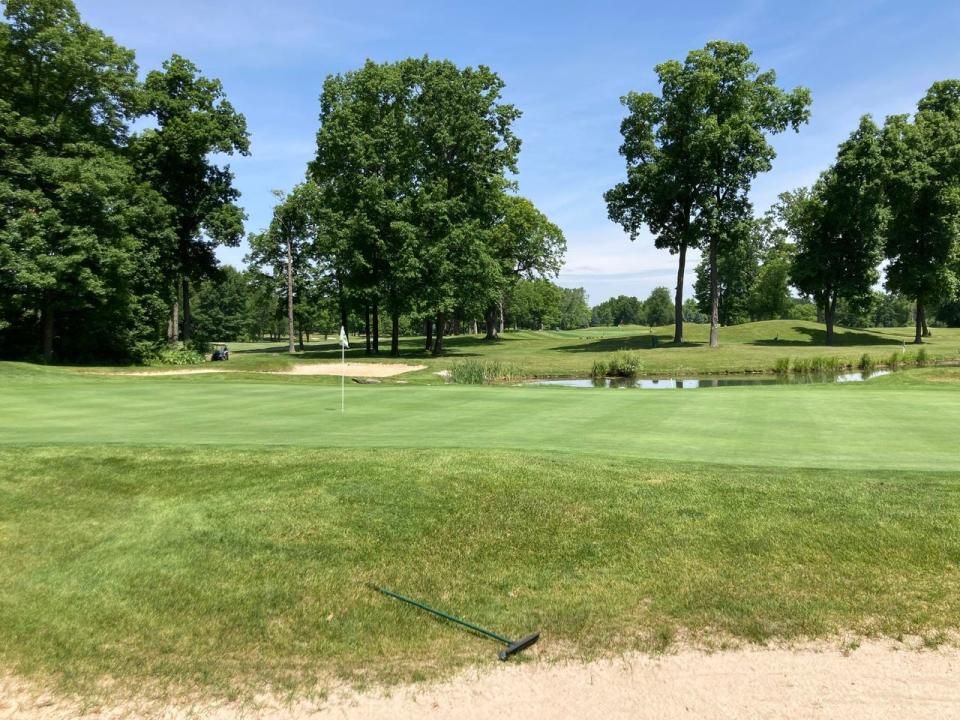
xmin=528 ymin=371 xmax=890 ymax=389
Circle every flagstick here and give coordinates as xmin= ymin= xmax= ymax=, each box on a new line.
xmin=341 ymin=341 xmax=345 ymax=414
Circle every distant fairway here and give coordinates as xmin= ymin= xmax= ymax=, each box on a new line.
xmin=200 ymin=320 xmax=960 ymax=377
xmin=1 ymin=341 xmax=959 ymax=701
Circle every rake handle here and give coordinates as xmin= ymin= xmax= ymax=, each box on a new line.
xmin=370 ymin=584 xmax=511 ymax=644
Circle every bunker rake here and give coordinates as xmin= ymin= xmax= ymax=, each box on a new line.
xmin=369 ymin=584 xmax=540 ymax=661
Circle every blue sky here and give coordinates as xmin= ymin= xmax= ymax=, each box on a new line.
xmin=76 ymin=0 xmax=960 ymax=304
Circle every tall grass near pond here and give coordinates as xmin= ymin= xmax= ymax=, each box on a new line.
xmin=449 ymin=359 xmax=528 ymax=384
xmin=591 ymin=350 xmax=644 ymax=378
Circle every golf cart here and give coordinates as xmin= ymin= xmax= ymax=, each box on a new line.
xmin=211 ymin=344 xmax=230 ymax=361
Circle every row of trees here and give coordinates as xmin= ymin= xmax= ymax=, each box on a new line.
xmin=0 ymin=0 xmax=248 ymax=361
xmin=186 ymin=267 xmax=593 ymax=346
xmin=1 ymin=2 xmax=570 ymax=360
xmin=607 ymin=41 xmax=960 ymax=345
xmin=781 ymin=86 xmax=960 ymax=344
xmin=590 ymin=287 xmax=675 ymax=327
xmin=248 ymin=58 xmax=567 ymax=356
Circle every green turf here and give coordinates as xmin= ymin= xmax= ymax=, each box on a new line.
xmin=2 ymin=447 xmax=959 ymax=699
xmin=1 ymin=363 xmax=958 ymax=471
xmin=1 ymin=358 xmax=958 ymax=700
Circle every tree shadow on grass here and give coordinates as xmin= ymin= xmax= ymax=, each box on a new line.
xmin=751 ymin=325 xmax=902 ymax=347
xmin=233 ymin=336 xmax=486 ymax=360
xmin=554 ymin=334 xmax=700 ymax=353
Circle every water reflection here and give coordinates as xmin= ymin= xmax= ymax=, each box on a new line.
xmin=530 ymin=370 xmax=890 ymax=389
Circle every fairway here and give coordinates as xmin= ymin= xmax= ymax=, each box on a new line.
xmin=144 ymin=320 xmax=960 ymax=377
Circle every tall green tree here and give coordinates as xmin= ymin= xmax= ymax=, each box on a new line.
xmin=247 ymin=185 xmax=322 ymax=352
xmin=693 ymin=217 xmax=763 ymax=326
xmin=607 ymin=42 xmax=809 ymax=346
xmin=310 ymin=58 xmax=548 ymax=354
xmin=311 ymin=60 xmax=419 ymax=355
xmin=133 ymin=54 xmax=249 ymax=345
xmin=880 ymin=81 xmax=960 ymax=343
xmin=190 ymin=265 xmax=251 ymax=343
xmin=605 ymin=59 xmax=706 ymax=344
xmin=687 ymin=42 xmax=810 ymax=347
xmin=0 ymin=0 xmax=174 ymax=361
xmin=408 ymin=58 xmax=521 ymax=354
xmin=642 ymin=287 xmax=675 ymax=326
xmin=780 ymin=117 xmax=886 ymax=344
xmin=506 ymin=278 xmax=562 ymax=330
xmin=557 ymin=287 xmax=591 ymax=329
xmin=748 ymin=238 xmax=794 ymax=321
xmin=486 ymin=193 xmax=566 ymax=338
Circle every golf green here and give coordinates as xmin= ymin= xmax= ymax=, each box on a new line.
xmin=1 ymin=369 xmax=957 ymax=471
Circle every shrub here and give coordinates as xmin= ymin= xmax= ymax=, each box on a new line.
xmin=792 ymin=357 xmax=812 ymax=374
xmin=916 ymin=347 xmax=929 ymax=367
xmin=591 ymin=358 xmax=609 ymax=378
xmin=887 ymin=352 xmax=901 ymax=370
xmin=450 ymin=359 xmax=526 ymax=384
xmin=186 ymin=337 xmax=213 ymax=356
xmin=773 ymin=357 xmax=791 ymax=375
xmin=858 ymin=353 xmax=875 ymax=372
xmin=600 ymin=351 xmax=643 ymax=377
xmin=146 ymin=348 xmax=207 ymax=366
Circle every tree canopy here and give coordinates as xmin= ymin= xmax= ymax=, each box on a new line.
xmin=879 ymin=81 xmax=960 ymax=343
xmin=780 ymin=117 xmax=886 ymax=344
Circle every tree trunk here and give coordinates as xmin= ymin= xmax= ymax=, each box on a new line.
xmin=708 ymin=240 xmax=719 ymax=348
xmin=372 ymin=300 xmax=380 ymax=354
xmin=498 ymin=298 xmax=505 ymax=334
xmin=484 ymin=305 xmax=499 ymax=340
xmin=673 ymin=242 xmax=687 ymax=344
xmin=425 ymin=319 xmax=433 ymax=351
xmin=470 ymin=319 xmax=478 ymax=335
xmin=41 ymin=290 xmax=55 ymax=363
xmin=921 ymin=303 xmax=931 ymax=337
xmin=432 ymin=312 xmax=445 ymax=355
xmin=168 ymin=297 xmax=179 ymax=345
xmin=286 ymin=235 xmax=296 ymax=354
xmin=825 ymin=292 xmax=836 ymax=346
xmin=390 ymin=312 xmax=400 ymax=356
xmin=452 ymin=316 xmax=461 ymax=335
xmin=181 ymin=277 xmax=192 ymax=344
xmin=364 ymin=305 xmax=371 ymax=355
xmin=915 ymin=300 xmax=924 ymax=344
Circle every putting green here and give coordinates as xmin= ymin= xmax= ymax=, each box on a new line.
xmin=1 ymin=367 xmax=957 ymax=471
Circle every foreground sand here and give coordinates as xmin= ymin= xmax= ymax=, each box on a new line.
xmin=3 ymin=641 xmax=959 ymax=719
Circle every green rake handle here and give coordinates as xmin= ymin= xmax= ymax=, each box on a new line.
xmin=369 ymin=584 xmax=539 ymax=660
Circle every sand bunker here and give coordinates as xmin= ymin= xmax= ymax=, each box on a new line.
xmin=110 ymin=368 xmax=222 ymax=376
xmin=3 ymin=641 xmax=958 ymax=719
xmin=108 ymin=363 xmax=426 ymax=378
xmin=285 ymin=362 xmax=426 ymax=377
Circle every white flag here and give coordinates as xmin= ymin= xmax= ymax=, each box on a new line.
xmin=339 ymin=326 xmax=349 ymax=349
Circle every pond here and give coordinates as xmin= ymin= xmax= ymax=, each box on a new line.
xmin=527 ymin=370 xmax=890 ymax=389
